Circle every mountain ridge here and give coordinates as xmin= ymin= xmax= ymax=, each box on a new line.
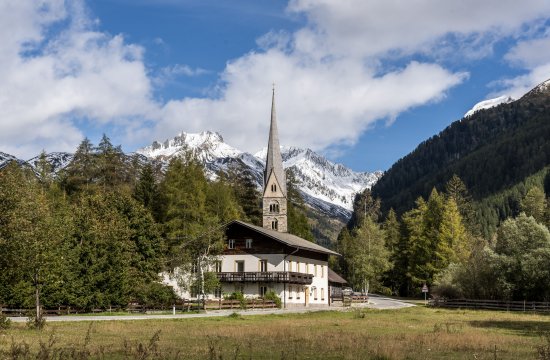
xmin=1 ymin=131 xmax=381 ymax=220
xmin=371 ymin=78 xmax=550 ymax=231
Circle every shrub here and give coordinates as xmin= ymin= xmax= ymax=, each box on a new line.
xmin=225 ymin=292 xmax=247 ymax=309
xmin=26 ymin=311 xmax=46 ymax=330
xmin=0 ymin=314 xmax=11 ymax=331
xmin=263 ymin=291 xmax=282 ymax=308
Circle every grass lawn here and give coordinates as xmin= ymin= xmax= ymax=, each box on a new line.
xmin=1 ymin=306 xmax=550 ymax=359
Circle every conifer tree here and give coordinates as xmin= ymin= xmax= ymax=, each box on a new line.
xmin=226 ymin=163 xmax=262 ymax=225
xmin=96 ymin=134 xmax=127 ymax=188
xmin=133 ymin=162 xmax=162 ymax=219
xmin=286 ymin=170 xmax=314 ymax=241
xmin=521 ymin=186 xmax=546 ymax=223
xmin=62 ymin=137 xmax=96 ymax=193
xmin=206 ymin=175 xmax=244 ymax=224
xmin=0 ymin=163 xmax=70 ymax=326
xmin=439 ymin=197 xmax=469 ymax=264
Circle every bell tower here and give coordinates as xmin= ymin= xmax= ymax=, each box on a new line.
xmin=262 ymin=87 xmax=287 ymax=232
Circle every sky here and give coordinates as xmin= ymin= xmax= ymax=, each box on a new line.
xmin=1 ymin=0 xmax=550 ymax=172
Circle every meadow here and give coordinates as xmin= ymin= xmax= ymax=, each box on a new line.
xmin=1 ymin=306 xmax=549 ymax=359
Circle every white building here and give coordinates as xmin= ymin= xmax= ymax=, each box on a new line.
xmin=165 ymin=88 xmax=342 ymax=307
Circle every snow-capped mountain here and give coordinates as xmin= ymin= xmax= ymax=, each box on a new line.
xmin=464 ymin=95 xmax=515 ymax=117
xmin=27 ymin=152 xmax=74 ymax=173
xmin=0 ymin=151 xmax=24 ymax=169
xmin=1 ymin=131 xmax=381 ymax=220
xmin=137 ymin=131 xmax=382 ymax=219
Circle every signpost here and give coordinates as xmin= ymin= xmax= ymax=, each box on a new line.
xmin=422 ymin=284 xmax=429 ymax=305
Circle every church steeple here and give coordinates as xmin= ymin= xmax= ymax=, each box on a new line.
xmin=264 ymin=87 xmax=286 ymax=196
xmin=263 ymin=87 xmax=287 ymax=232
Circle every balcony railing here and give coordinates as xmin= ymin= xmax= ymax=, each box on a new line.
xmin=216 ymin=271 xmax=313 ymax=285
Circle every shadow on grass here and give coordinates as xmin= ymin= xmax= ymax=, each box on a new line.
xmin=470 ymin=320 xmax=550 ymax=336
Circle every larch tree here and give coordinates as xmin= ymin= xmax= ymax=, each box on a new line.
xmin=521 ymin=186 xmax=547 ymax=224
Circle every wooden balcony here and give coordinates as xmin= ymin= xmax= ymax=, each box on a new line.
xmin=216 ymin=271 xmax=313 ymax=285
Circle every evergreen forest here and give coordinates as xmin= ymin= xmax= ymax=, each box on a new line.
xmin=335 ymin=84 xmax=550 ymax=300
xmin=0 ymin=135 xmax=313 ymax=315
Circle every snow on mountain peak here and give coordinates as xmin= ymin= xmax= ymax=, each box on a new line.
xmin=137 ymin=131 xmax=242 ymax=161
xmin=464 ymin=95 xmax=515 ymax=117
xmin=140 ymin=133 xmax=381 ymax=217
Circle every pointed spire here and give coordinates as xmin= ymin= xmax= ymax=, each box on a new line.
xmin=264 ymin=86 xmax=286 ymax=196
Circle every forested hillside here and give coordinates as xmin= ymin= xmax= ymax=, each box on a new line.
xmin=335 ymin=80 xmax=550 ymax=299
xmin=372 ymin=80 xmax=550 ymax=226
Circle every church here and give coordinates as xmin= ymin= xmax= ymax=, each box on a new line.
xmin=213 ymin=89 xmax=341 ymax=307
xmin=166 ymin=89 xmax=341 ymax=307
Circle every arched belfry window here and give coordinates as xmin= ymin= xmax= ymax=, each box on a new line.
xmin=269 ymin=201 xmax=280 ymax=213
xmin=271 ymin=184 xmax=277 ymax=192
xmin=271 ymin=219 xmax=278 ymax=230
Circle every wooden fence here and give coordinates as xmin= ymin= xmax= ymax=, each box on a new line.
xmin=0 ymin=299 xmax=278 ymax=317
xmin=429 ymin=298 xmax=550 ymax=312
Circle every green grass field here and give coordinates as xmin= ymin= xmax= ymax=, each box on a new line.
xmin=1 ymin=306 xmax=550 ymax=359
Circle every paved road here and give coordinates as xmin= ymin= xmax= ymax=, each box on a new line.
xmin=7 ymin=297 xmax=413 ymax=323
xmin=361 ymin=294 xmax=416 ymax=310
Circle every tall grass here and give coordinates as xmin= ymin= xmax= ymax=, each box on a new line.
xmin=1 ymin=307 xmax=549 ymax=359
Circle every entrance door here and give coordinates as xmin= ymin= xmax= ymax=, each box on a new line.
xmin=304 ymin=287 xmax=309 ymax=306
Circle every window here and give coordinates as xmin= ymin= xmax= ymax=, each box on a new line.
xmin=214 ymin=287 xmax=222 ymax=299
xmin=259 ymin=259 xmax=268 ymax=272
xmin=235 ymin=260 xmax=244 ymax=272
xmin=296 ymin=262 xmax=300 ymax=273
xmin=245 ymin=238 xmax=253 ymax=249
xmin=228 ymin=239 xmax=235 ymax=249
xmin=314 ymin=288 xmax=318 ymax=300
xmin=271 ymin=219 xmax=278 ymax=230
xmin=296 ymin=287 xmax=301 ymax=299
xmin=288 ymin=260 xmax=293 ymax=272
xmin=321 ymin=265 xmax=324 ymax=278
xmin=214 ymin=260 xmax=222 ymax=273
xmin=321 ymin=288 xmax=325 ymax=301
xmin=314 ymin=265 xmax=317 ymax=277
xmin=269 ymin=203 xmax=280 ymax=213
xmin=271 ymin=184 xmax=277 ymax=192
xmin=259 ymin=285 xmax=268 ymax=297
xmin=288 ymin=286 xmax=293 ymax=299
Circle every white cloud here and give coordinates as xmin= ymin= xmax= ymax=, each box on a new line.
xmin=287 ymin=0 xmax=550 ymax=59
xmin=2 ymin=0 xmax=550 ymax=159
xmin=491 ymin=29 xmax=550 ymax=98
xmin=0 ymin=0 xmax=158 ymax=159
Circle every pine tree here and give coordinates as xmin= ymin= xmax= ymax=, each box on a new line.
xmin=133 ymin=162 xmax=162 ymax=219
xmin=206 ymin=176 xmax=244 ymax=224
xmin=96 ymin=134 xmax=127 ymax=188
xmin=286 ymin=170 xmax=314 ymax=241
xmin=0 ymin=164 xmax=70 ymax=325
xmin=521 ymin=186 xmax=546 ymax=223
xmin=226 ymin=163 xmax=262 ymax=225
xmin=383 ymin=209 xmax=400 ymax=253
xmin=439 ymin=197 xmax=469 ymax=264
xmin=62 ymin=138 xmax=96 ymax=193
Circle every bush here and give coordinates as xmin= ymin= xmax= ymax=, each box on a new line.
xmin=0 ymin=314 xmax=11 ymax=331
xmin=263 ymin=291 xmax=282 ymax=308
xmin=224 ymin=292 xmax=247 ymax=309
xmin=26 ymin=311 xmax=46 ymax=330
xmin=133 ymin=282 xmax=178 ymax=308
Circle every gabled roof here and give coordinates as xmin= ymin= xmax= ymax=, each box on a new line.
xmin=328 ymin=268 xmax=347 ymax=284
xmin=228 ymin=220 xmax=340 ymax=256
xmin=264 ymin=88 xmax=287 ymax=196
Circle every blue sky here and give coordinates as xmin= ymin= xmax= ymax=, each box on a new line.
xmin=1 ymin=1 xmax=550 ymax=172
